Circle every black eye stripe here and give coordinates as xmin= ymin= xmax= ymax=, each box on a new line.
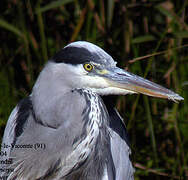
xmin=50 ymin=43 xmax=116 ymax=67
xmin=52 ymin=47 xmax=97 ymax=65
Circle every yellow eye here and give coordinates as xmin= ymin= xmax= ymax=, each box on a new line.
xmin=83 ymin=63 xmax=93 ymax=72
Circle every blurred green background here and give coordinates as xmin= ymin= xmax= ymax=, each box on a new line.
xmin=0 ymin=0 xmax=188 ymax=179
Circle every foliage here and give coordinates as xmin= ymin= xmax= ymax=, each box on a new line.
xmin=0 ymin=0 xmax=187 ymax=179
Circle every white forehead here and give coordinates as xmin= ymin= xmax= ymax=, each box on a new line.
xmin=65 ymin=41 xmax=117 ymax=66
xmin=65 ymin=41 xmax=104 ymax=53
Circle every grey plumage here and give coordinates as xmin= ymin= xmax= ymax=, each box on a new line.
xmin=0 ymin=41 xmax=183 ymax=180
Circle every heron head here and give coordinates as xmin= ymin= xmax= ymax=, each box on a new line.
xmin=48 ymin=41 xmax=183 ymax=102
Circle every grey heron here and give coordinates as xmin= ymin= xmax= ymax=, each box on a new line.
xmin=0 ymin=41 xmax=183 ymax=180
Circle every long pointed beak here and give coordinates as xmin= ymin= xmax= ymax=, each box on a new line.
xmin=102 ymin=67 xmax=184 ymax=102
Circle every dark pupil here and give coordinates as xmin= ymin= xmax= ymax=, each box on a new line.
xmin=87 ymin=65 xmax=91 ymax=69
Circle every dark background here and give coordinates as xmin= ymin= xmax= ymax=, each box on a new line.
xmin=0 ymin=0 xmax=188 ymax=179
